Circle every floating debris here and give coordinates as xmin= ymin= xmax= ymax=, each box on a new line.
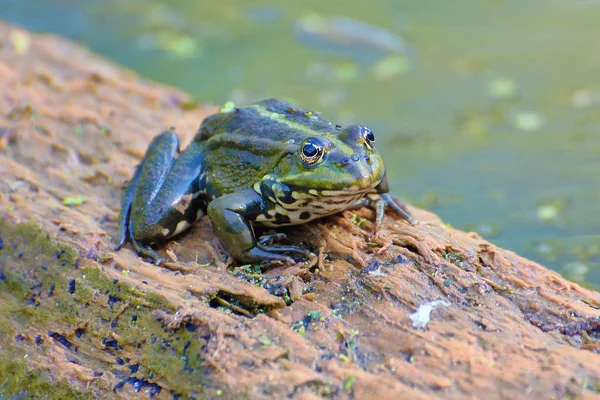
xmin=510 ymin=111 xmax=545 ymax=132
xmin=409 ymin=299 xmax=450 ymax=330
xmin=294 ymin=14 xmax=409 ymax=63
xmin=474 ymin=222 xmax=502 ymax=238
xmin=571 ymin=89 xmax=594 ymax=108
xmin=371 ymin=55 xmax=410 ymax=81
xmin=561 ymin=261 xmax=589 ymax=282
xmin=137 ymin=31 xmax=202 ymax=59
xmin=534 ymin=242 xmax=556 ymax=261
xmin=536 ymin=203 xmax=561 ymax=222
xmin=487 ymin=77 xmax=518 ymax=100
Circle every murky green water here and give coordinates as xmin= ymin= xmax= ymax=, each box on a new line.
xmin=3 ymin=0 xmax=599 ymax=287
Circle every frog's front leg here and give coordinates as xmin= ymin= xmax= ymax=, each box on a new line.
xmin=347 ymin=172 xmax=414 ymax=228
xmin=207 ymin=189 xmax=308 ymax=264
xmin=115 ymin=130 xmax=206 ymax=264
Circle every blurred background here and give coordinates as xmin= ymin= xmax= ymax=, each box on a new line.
xmin=2 ymin=0 xmax=599 ymax=288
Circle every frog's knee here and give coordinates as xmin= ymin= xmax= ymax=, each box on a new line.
xmin=208 ymin=203 xmax=255 ymax=253
xmin=130 ymin=223 xmax=168 ymax=246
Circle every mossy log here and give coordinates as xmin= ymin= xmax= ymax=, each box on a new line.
xmin=0 ymin=21 xmax=599 ymax=400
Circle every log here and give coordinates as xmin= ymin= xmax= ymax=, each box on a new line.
xmin=0 ymin=21 xmax=599 ymax=399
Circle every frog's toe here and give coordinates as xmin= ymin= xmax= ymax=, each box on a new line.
xmin=113 ymin=222 xmax=130 ymax=251
xmin=380 ymin=193 xmax=414 ymax=224
xmin=258 ymin=232 xmax=288 ymax=246
xmin=113 ymin=239 xmax=126 ymax=251
xmin=130 ymin=239 xmax=164 ymax=265
xmin=261 ymin=245 xmax=310 ymax=258
xmin=245 ymin=244 xmax=311 ymax=264
xmin=245 ymin=247 xmax=295 ymax=264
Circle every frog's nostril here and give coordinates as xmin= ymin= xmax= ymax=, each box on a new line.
xmin=351 ymin=154 xmax=360 ymax=162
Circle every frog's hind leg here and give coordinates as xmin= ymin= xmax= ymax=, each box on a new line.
xmin=127 ymin=213 xmax=164 ymax=264
xmin=114 ymin=159 xmax=143 ymax=251
xmin=126 ymin=132 xmax=206 ymax=263
xmin=114 ymin=130 xmax=184 ymax=263
xmin=114 ymin=131 xmax=179 ymax=251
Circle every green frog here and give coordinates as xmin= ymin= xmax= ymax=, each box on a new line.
xmin=114 ymin=98 xmax=413 ymax=265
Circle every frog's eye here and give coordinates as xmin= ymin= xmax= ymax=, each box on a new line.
xmin=300 ymin=139 xmax=325 ymax=166
xmin=362 ymin=127 xmax=375 ymax=149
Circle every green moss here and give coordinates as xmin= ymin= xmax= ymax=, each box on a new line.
xmin=0 ymin=220 xmax=209 ymax=397
xmin=144 ymin=291 xmax=174 ymax=310
xmin=13 ymin=221 xmax=78 ymax=264
xmin=0 ymin=356 xmax=94 ymax=399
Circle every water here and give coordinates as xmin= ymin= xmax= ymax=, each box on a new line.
xmin=2 ymin=0 xmax=599 ymax=287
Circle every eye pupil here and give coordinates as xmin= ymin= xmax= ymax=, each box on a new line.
xmin=362 ymin=127 xmax=375 ymax=149
xmin=300 ymin=139 xmax=324 ymax=165
xmin=303 ymin=143 xmax=318 ymax=157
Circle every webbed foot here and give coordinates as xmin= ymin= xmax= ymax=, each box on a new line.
xmin=378 ymin=193 xmax=414 ymax=225
xmin=245 ymin=245 xmax=309 ymax=265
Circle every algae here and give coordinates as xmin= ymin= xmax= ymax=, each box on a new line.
xmin=0 ymin=358 xmax=94 ymax=400
xmin=0 ymin=221 xmax=208 ymax=397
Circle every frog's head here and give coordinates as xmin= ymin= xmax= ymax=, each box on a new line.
xmin=273 ymin=125 xmax=385 ymax=196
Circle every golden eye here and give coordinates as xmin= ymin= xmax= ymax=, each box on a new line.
xmin=300 ymin=139 xmax=324 ymax=165
xmin=362 ymin=127 xmax=375 ymax=149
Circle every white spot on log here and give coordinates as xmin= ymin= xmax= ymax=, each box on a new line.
xmin=409 ymin=299 xmax=450 ymax=330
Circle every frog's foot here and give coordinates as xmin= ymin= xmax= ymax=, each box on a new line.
xmin=378 ymin=193 xmax=414 ymax=225
xmin=258 ymin=232 xmax=288 ymax=246
xmin=130 ymin=239 xmax=164 ymax=265
xmin=347 ymin=192 xmax=414 ymax=230
xmin=246 ymin=245 xmax=310 ymax=265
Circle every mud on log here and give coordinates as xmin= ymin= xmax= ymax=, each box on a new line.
xmin=0 ymin=21 xmax=599 ymax=399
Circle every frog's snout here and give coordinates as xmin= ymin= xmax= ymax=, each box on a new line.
xmin=339 ymin=152 xmax=371 ymax=166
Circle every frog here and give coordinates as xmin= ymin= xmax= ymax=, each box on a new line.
xmin=114 ymin=98 xmax=413 ymax=265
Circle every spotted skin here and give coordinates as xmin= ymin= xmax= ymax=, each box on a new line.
xmin=253 ymin=181 xmax=367 ymax=227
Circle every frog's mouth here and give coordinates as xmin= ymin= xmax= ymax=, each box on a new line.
xmin=257 ymin=188 xmax=370 ymax=227
xmin=278 ymin=185 xmax=371 ymax=214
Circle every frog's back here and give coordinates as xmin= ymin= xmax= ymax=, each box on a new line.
xmin=197 ymin=98 xmax=336 ymax=142
xmin=197 ymin=99 xmax=337 ymax=196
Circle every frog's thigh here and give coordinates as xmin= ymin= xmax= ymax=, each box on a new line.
xmin=130 ymin=130 xmax=181 ymax=204
xmin=116 ymin=131 xmax=180 ymax=247
xmin=131 ymin=140 xmax=206 ymax=244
